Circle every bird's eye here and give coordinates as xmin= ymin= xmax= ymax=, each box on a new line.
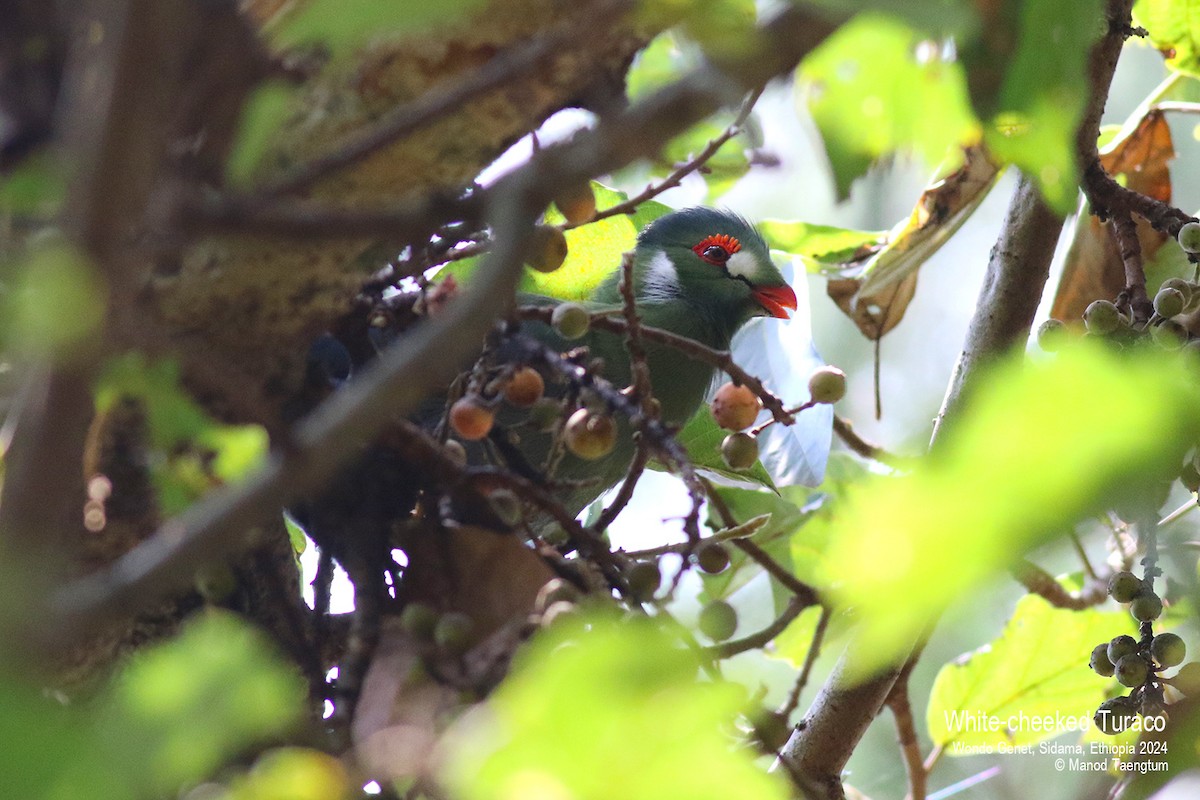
xmin=693 ymin=233 xmax=741 ymax=266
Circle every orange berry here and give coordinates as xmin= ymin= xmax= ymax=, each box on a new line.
xmin=711 ymin=382 xmax=761 ymax=431
xmin=553 ymin=182 xmax=597 ymax=226
xmin=449 ymin=396 xmax=494 ymax=441
xmin=564 ymin=408 xmax=616 ymax=459
xmin=503 ymin=366 xmax=545 ymax=408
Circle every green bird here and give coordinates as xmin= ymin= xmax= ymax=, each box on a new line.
xmin=458 ymin=206 xmax=798 ymax=519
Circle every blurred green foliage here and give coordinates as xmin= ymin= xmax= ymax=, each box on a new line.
xmin=1135 ymin=0 xmax=1200 ymax=77
xmin=443 ymin=609 xmax=790 ymax=800
xmin=95 ymin=355 xmax=268 ymax=515
xmin=0 ymin=611 xmax=302 ymax=800
xmin=823 ymin=344 xmax=1200 ymax=670
xmin=4 ymin=240 xmax=106 ymax=360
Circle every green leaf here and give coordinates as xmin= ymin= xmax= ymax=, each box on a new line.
xmin=656 ymin=115 xmax=751 ymax=202
xmin=796 ymin=13 xmax=979 ymax=198
xmin=4 ymin=240 xmax=106 ymax=359
xmin=0 ymin=151 xmax=65 ymax=213
xmin=982 ymin=0 xmax=1106 ymax=214
xmin=443 ymin=610 xmax=789 ymax=800
xmin=96 ymin=355 xmax=268 ymax=515
xmin=823 ymin=344 xmax=1200 ymax=671
xmin=670 ymin=407 xmax=776 ymax=490
xmin=626 ymin=32 xmax=694 ymax=103
xmin=226 ymin=82 xmax=297 ymax=187
xmin=927 ymin=592 xmax=1132 ymax=749
xmin=266 ymin=0 xmax=486 ymax=59
xmin=1134 ymin=0 xmax=1200 ymax=76
xmin=758 ymin=219 xmax=886 ymax=273
xmin=93 ymin=611 xmax=304 ymax=797
xmin=445 ymin=182 xmax=671 ymax=301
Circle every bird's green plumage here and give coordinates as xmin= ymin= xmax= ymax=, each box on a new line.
xmin=470 ymin=208 xmax=794 ymax=520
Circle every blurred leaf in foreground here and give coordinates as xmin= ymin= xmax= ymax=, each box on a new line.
xmin=823 ymin=343 xmax=1200 ymax=671
xmin=443 ymin=610 xmax=789 ymax=800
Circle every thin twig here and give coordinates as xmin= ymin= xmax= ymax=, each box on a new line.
xmin=886 ymin=672 xmax=926 ymax=800
xmin=832 ymin=414 xmax=908 ymax=468
xmin=1012 ymin=559 xmax=1109 ymax=610
xmin=779 ymin=605 xmax=831 ymax=719
xmin=585 ymin=85 xmax=766 ymax=226
xmin=623 ymin=513 xmax=769 ymax=558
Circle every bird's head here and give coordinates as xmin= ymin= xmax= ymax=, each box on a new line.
xmin=631 ymin=207 xmax=797 ymax=323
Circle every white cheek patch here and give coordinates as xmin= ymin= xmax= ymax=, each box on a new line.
xmin=725 ymin=249 xmax=758 ymax=281
xmin=641 ymin=249 xmax=680 ymax=300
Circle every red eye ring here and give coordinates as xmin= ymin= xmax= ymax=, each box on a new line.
xmin=693 ymin=234 xmax=741 ymax=265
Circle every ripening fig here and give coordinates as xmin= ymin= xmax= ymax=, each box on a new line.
xmin=551 ymin=303 xmax=590 ymax=339
xmin=721 ymin=432 xmax=758 ymax=470
xmin=1172 ymin=662 xmax=1200 ymax=695
xmin=564 ymin=408 xmax=617 ymax=459
xmin=1152 ymin=632 xmax=1187 ymax=668
xmin=1108 ymin=571 xmax=1144 ymax=603
xmin=553 ymin=182 xmax=597 ymax=226
xmin=808 ymin=365 xmax=847 ymax=404
xmin=1152 ymin=319 xmax=1187 ymax=350
xmin=503 ymin=366 xmax=545 ymax=408
xmin=711 ymin=382 xmax=761 ymax=431
xmin=1084 ymin=300 xmax=1122 ymax=335
xmin=1177 ymin=220 xmax=1200 ymax=254
xmin=526 ymin=225 xmax=569 ymax=273
xmin=449 ymin=396 xmax=494 ymax=440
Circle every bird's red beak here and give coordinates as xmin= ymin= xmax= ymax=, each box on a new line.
xmin=753 ymin=284 xmax=798 ymax=319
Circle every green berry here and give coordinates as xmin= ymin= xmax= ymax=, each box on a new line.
xmin=752 ymin=710 xmax=791 ymax=752
xmin=1160 ymin=277 xmax=1193 ymax=308
xmin=487 ymin=489 xmax=523 ymax=527
xmin=1094 ymin=696 xmax=1140 ymax=735
xmin=528 ymin=397 xmax=562 ymax=432
xmin=696 ymin=542 xmax=731 ymax=574
xmin=1090 ymin=643 xmax=1116 ymax=677
xmin=1180 ymin=459 xmax=1200 ymax=493
xmin=1177 ymin=220 xmax=1200 ymax=254
xmin=1108 ymin=571 xmax=1144 ymax=603
xmin=551 ymin=303 xmax=590 ymax=339
xmin=443 ymin=439 xmax=468 ymax=467
xmin=1115 ymin=654 xmax=1149 ymax=688
xmin=626 ymin=561 xmax=661 ymax=603
xmin=433 ymin=611 xmax=474 ymax=653
xmin=526 ymin=225 xmax=568 ymax=273
xmin=1151 ymin=319 xmax=1187 ymax=350
xmin=541 ymin=523 xmax=570 ymax=547
xmin=1131 ymin=592 xmax=1164 ymax=622
xmin=1154 ymin=286 xmax=1187 ymax=318
xmin=400 ymin=603 xmax=439 ymax=640
xmin=1084 ymin=300 xmax=1122 ymax=335
xmin=1036 ymin=319 xmax=1068 ymax=352
xmin=1151 ymin=632 xmax=1187 ymax=668
xmin=721 ymin=432 xmax=759 ymax=470
xmin=808 ymin=365 xmax=847 ymax=404
xmin=698 ymin=600 xmax=738 ymax=641
xmin=1108 ymin=634 xmax=1139 ymax=664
